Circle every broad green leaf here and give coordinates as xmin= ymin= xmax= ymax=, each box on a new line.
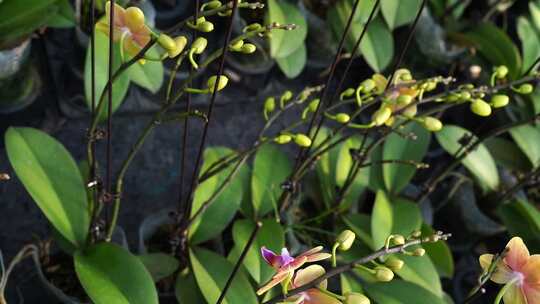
xmin=365 ymin=280 xmax=446 ymax=304
xmin=335 ymin=136 xmax=368 ymax=207
xmin=190 ymin=147 xmax=247 ymax=244
xmin=517 ymin=17 xmax=540 ymax=75
xmin=393 ymin=254 xmax=442 ymax=297
xmin=314 ymin=127 xmax=339 ymax=207
xmin=485 ymin=137 xmax=533 ymax=172
xmin=463 ymin=23 xmax=522 ymax=79
xmin=84 ymin=30 xmax=130 ymax=122
xmin=531 ymin=1 xmax=540 ymax=31
xmin=47 ymin=0 xmax=75 ymax=28
xmin=368 ymin=145 xmax=386 ymax=191
xmin=232 ymin=219 xmax=284 ymax=283
xmin=435 ymin=125 xmax=499 ymax=191
xmin=74 ymin=243 xmax=158 ymax=304
xmin=391 ymin=198 xmax=422 ymax=236
xmin=497 ymin=199 xmax=540 ymax=252
xmin=138 ymin=253 xmax=180 ymax=282
xmin=5 ymin=127 xmax=89 ymax=248
xmin=381 ymin=0 xmax=423 ymax=29
xmin=266 ymin=0 xmax=308 ymax=58
xmin=371 ymin=190 xmax=393 ymax=249
xmin=276 ymin=43 xmax=306 ymax=78
xmin=421 ymin=225 xmax=454 ymax=278
xmin=383 ymin=122 xmax=430 ymax=193
xmin=252 ymin=144 xmax=292 ymax=216
xmin=341 ymin=273 xmax=364 ymax=294
xmin=175 ymin=268 xmax=206 ymax=304
xmin=127 ymin=46 xmax=164 ymax=93
xmin=190 ymin=247 xmax=258 ymax=304
xmin=343 ymin=213 xmax=374 ymax=248
xmin=509 ymin=125 xmax=540 ymax=168
xmin=0 ymin=0 xmax=59 ymax=45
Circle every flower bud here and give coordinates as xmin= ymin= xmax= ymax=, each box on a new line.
xmin=490 ymin=94 xmax=509 ymax=108
xmin=397 ymin=94 xmax=413 ymax=106
xmin=344 ymin=292 xmax=371 ymax=304
xmin=125 ymin=7 xmax=145 ymax=31
xmin=411 ymin=230 xmax=422 ymax=238
xmin=518 ymin=84 xmax=534 ymax=94
xmin=374 ymin=266 xmax=394 ymax=282
xmin=294 ymin=134 xmax=312 ymax=147
xmin=281 ymin=90 xmax=293 ymax=102
xmin=422 ymin=116 xmax=443 ymax=132
xmin=372 ymin=106 xmax=392 ymax=126
xmin=192 ymin=37 xmax=208 ymax=54
xmin=308 ymin=99 xmax=320 ymax=112
xmin=158 ymin=33 xmax=176 ymax=51
xmin=241 ymin=43 xmax=257 ymax=54
xmin=336 ymin=230 xmax=356 ymax=251
xmin=207 ymin=75 xmax=229 ymax=93
xmin=274 ymin=134 xmax=292 ymax=144
xmin=395 ymin=69 xmax=413 ymax=82
xmin=201 ymin=0 xmax=222 ymax=10
xmin=384 ymin=116 xmax=395 ymax=127
xmin=198 ymin=21 xmax=215 ymax=32
xmin=385 ymin=256 xmax=404 ymax=272
xmin=470 ymin=99 xmax=492 ymax=116
xmin=168 ymin=36 xmax=188 ymax=58
xmin=230 ymin=40 xmax=244 ymax=51
xmin=264 ymin=97 xmax=276 ymax=113
xmin=402 ymin=105 xmax=417 ymax=118
xmin=494 ymin=65 xmax=509 ymax=79
xmin=244 ymin=23 xmax=263 ymax=32
xmin=425 ymin=81 xmax=437 ymax=92
xmin=391 ymin=235 xmax=405 ymax=246
xmin=360 ymin=79 xmax=376 ymax=93
xmin=460 ymin=91 xmax=472 ymax=101
xmin=413 ymin=248 xmax=426 ymax=257
xmin=336 ymin=113 xmax=351 ymax=124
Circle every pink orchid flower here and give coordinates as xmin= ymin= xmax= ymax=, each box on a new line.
xmin=479 ymin=237 xmax=540 ymax=304
xmin=96 ymin=1 xmax=151 ymax=57
xmin=257 ymin=246 xmax=331 ymax=295
xmin=277 ymin=265 xmax=341 ymax=304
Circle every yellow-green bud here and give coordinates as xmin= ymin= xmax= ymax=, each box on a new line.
xmin=425 ymin=81 xmax=437 ymax=91
xmin=494 ymin=65 xmax=509 ymax=79
xmin=308 ymin=99 xmax=320 ymax=112
xmin=294 ymin=134 xmax=312 ymax=147
xmin=460 ymin=91 xmax=472 ymax=101
xmin=241 ymin=43 xmax=257 ymax=54
xmin=413 ymin=248 xmax=426 ymax=257
xmin=518 ymin=83 xmax=534 ymax=94
xmin=125 ymin=7 xmax=146 ymax=31
xmin=264 ymin=97 xmax=276 ymax=112
xmin=336 ymin=230 xmax=356 ymax=251
xmin=341 ymin=88 xmax=356 ymax=99
xmin=336 ymin=113 xmax=351 ymax=124
xmin=192 ymin=37 xmax=208 ymax=54
xmin=230 ymin=40 xmax=244 ymax=51
xmin=281 ymin=90 xmax=293 ymax=102
xmin=411 ymin=230 xmax=422 ymax=238
xmin=395 ymin=68 xmax=413 ymax=81
xmin=374 ymin=266 xmax=394 ymax=282
xmin=274 ymin=134 xmax=292 ymax=144
xmin=198 ymin=21 xmax=214 ymax=32
xmin=361 ymin=79 xmax=376 ymax=93
xmin=168 ymin=36 xmax=188 ymax=58
xmin=397 ymin=94 xmax=413 ymax=106
xmin=372 ymin=106 xmax=392 ymax=126
xmin=385 ymin=256 xmax=404 ymax=272
xmin=402 ymin=105 xmax=418 ymax=118
xmin=344 ymin=292 xmax=371 ymax=304
xmin=391 ymin=235 xmax=405 ymax=246
xmin=422 ymin=116 xmax=443 ymax=132
xmin=207 ymin=75 xmax=229 ymax=92
xmin=470 ymin=99 xmax=492 ymax=116
xmin=158 ymin=33 xmax=176 ymax=51
xmin=244 ymin=23 xmax=263 ymax=32
xmin=202 ymin=0 xmax=222 ymax=10
xmin=490 ymin=94 xmax=509 ymax=108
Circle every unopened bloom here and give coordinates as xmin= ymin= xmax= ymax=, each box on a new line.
xmin=479 ymin=237 xmax=540 ymax=304
xmin=257 ymin=247 xmax=331 ymax=295
xmin=276 ymin=265 xmax=342 ymax=304
xmin=96 ymin=1 xmax=151 ymax=57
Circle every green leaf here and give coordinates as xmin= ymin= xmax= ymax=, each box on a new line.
xmin=341 ymin=273 xmax=364 ymax=294
xmin=47 ymin=0 xmax=75 ymax=28
xmin=383 ymin=122 xmax=430 ymax=193
xmin=266 ymin=0 xmax=308 ymax=58
xmin=381 ymin=0 xmax=423 ymax=29
xmin=421 ymin=225 xmax=454 ymax=278
xmin=435 ymin=125 xmax=499 ymax=191
xmin=497 ymin=199 xmax=540 ymax=252
xmin=509 ymin=124 xmax=540 ymax=168
xmin=335 ymin=136 xmax=368 ymax=206
xmin=84 ymin=30 xmax=130 ymax=122
xmin=391 ymin=198 xmax=422 ymax=236
xmin=276 ymin=43 xmax=306 ymax=78
xmin=190 ymin=247 xmax=258 ymax=304
xmin=365 ymin=280 xmax=446 ymax=304
xmin=252 ymin=143 xmax=292 ymax=216
xmin=0 ymin=0 xmax=59 ymax=44
xmin=343 ymin=214 xmax=374 ymax=248
xmin=189 ymin=147 xmax=248 ymax=244
xmin=138 ymin=253 xmax=180 ymax=282
xmin=393 ymin=254 xmax=442 ymax=297
xmin=371 ymin=190 xmax=393 ymax=249
xmin=74 ymin=243 xmax=158 ymax=304
xmin=464 ymin=23 xmax=522 ymax=79
xmin=5 ymin=127 xmax=89 ymax=248
xmin=232 ymin=219 xmax=284 ymax=283
xmin=127 ymin=46 xmax=164 ymax=93
xmin=314 ymin=127 xmax=339 ymax=207
xmin=517 ymin=16 xmax=540 ymax=75
xmin=485 ymin=137 xmax=533 ymax=172
xmin=175 ymin=268 xmax=206 ymax=304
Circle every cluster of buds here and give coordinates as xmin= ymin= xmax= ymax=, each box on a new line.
xmin=274 ymin=133 xmax=312 ymax=148
xmin=187 ymin=16 xmax=214 ymax=32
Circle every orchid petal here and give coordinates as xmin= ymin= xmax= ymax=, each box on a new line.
xmin=502 ymin=284 xmax=527 ymax=304
xmin=479 ymin=254 xmax=514 ymax=284
xmin=298 ymin=246 xmax=323 ymax=258
xmin=305 ymin=253 xmax=332 ymax=263
xmin=262 ymin=247 xmax=279 ymax=267
xmin=257 ymin=271 xmax=292 ymax=295
xmin=278 ymin=294 xmax=305 ymax=304
xmin=304 ymin=289 xmax=342 ymax=304
xmin=505 ymin=237 xmax=530 ymax=271
xmin=293 ymin=265 xmax=327 ymax=289
xmin=523 ymin=282 xmax=540 ymax=304
xmin=523 ymin=255 xmax=540 ymax=285
xmin=105 ymin=1 xmax=126 ymax=28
